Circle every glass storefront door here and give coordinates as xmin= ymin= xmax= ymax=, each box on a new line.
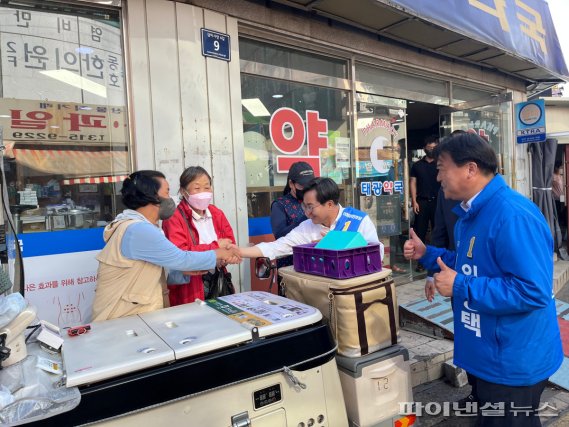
xmin=355 ymin=94 xmax=410 ymax=282
xmin=440 ymin=93 xmax=513 ymax=183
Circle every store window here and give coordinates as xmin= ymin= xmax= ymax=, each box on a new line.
xmin=356 ymin=64 xmax=449 ymax=105
xmin=240 ymin=38 xmax=348 ymax=79
xmin=241 ymin=71 xmax=352 ymax=236
xmin=445 ymin=103 xmax=513 ymax=183
xmin=452 ymin=84 xmax=493 ymax=103
xmin=0 ymin=1 xmax=128 ymax=234
xmin=442 ymin=86 xmax=511 ymax=182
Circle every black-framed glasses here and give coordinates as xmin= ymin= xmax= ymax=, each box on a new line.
xmin=301 ymin=203 xmax=321 ymax=213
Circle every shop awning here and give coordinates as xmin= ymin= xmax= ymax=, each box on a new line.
xmin=272 ymin=0 xmax=568 ymax=84
xmin=62 ymin=175 xmax=128 ymax=185
xmin=13 ymin=148 xmax=129 ymax=178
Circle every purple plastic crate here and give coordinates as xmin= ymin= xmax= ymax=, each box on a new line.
xmin=292 ymin=243 xmax=382 ymax=279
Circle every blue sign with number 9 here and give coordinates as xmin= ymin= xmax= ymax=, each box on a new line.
xmin=201 ymin=28 xmax=231 ymax=61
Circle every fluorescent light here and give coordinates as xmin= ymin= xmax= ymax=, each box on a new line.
xmin=40 ymin=70 xmax=107 ymax=98
xmin=272 ymin=94 xmax=283 ymax=99
xmin=242 ymin=98 xmax=271 ymax=117
xmin=75 ymin=46 xmax=93 ymax=54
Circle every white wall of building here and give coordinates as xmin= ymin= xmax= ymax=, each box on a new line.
xmin=544 ymin=99 xmax=569 ymax=145
xmin=126 ymin=0 xmax=249 ymax=288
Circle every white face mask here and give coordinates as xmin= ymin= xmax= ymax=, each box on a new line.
xmin=185 ymin=191 xmax=213 ymax=211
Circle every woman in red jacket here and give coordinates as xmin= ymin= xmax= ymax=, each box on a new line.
xmin=162 ymin=166 xmax=236 ymax=305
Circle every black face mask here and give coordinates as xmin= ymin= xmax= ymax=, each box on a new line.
xmin=295 ymin=188 xmax=305 ymax=202
xmin=158 ymin=197 xmax=176 ymax=220
xmin=424 ymin=149 xmax=434 ymax=158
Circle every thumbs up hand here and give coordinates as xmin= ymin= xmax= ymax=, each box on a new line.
xmin=433 ymin=257 xmax=457 ymax=297
xmin=403 ymin=228 xmax=426 ymax=260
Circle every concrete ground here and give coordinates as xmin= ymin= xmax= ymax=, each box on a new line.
xmin=395 ymin=260 xmax=569 ymax=426
xmin=410 ymin=376 xmax=569 ymax=426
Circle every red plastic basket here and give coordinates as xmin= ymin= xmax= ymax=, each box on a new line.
xmin=292 ymin=243 xmax=382 ymax=279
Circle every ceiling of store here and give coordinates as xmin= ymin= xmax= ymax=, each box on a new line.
xmin=266 ymin=0 xmax=564 ymax=88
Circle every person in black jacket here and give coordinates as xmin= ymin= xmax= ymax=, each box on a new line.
xmin=270 ymin=161 xmax=315 ymax=269
xmin=410 ymin=135 xmax=440 ymax=272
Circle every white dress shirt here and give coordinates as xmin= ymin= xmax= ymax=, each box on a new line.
xmin=191 ymin=208 xmax=217 ymax=244
xmin=256 ymin=205 xmax=383 ymax=260
xmin=460 ymin=190 xmax=482 ymax=213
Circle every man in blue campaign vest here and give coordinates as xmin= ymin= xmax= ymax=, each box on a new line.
xmin=334 ymin=206 xmax=366 ymax=232
xmin=238 ymin=178 xmax=382 ymax=261
xmin=404 ymin=133 xmax=562 ymax=427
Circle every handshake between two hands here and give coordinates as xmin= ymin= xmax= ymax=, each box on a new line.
xmin=215 ymin=239 xmax=242 ymax=267
xmin=183 ymin=239 xmax=242 ymax=276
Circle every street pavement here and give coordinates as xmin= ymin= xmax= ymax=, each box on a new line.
xmin=411 ymin=376 xmax=569 ymax=426
xmin=543 ymin=280 xmax=569 ymax=427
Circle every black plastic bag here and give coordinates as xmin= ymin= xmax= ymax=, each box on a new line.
xmin=203 ymin=267 xmax=235 ymax=299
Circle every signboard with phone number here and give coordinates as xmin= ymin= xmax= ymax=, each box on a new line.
xmin=201 ymin=28 xmax=230 ymax=61
xmin=0 ymin=99 xmax=126 ymax=144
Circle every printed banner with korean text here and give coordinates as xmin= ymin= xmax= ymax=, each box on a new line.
xmin=19 ymin=229 xmax=105 ymax=328
xmin=0 ymin=98 xmax=127 ymax=145
xmin=0 ymin=7 xmax=125 ymax=105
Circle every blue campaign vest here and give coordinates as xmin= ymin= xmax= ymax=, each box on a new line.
xmin=334 ymin=207 xmax=367 ymax=232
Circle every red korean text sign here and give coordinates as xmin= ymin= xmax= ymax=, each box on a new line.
xmin=269 ymin=107 xmax=329 ymax=176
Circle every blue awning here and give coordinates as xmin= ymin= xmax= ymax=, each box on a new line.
xmin=270 ymin=0 xmax=568 ymax=84
xmin=378 ymin=0 xmax=568 ymax=81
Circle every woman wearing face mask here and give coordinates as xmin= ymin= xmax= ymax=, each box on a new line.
xmin=270 ymin=161 xmax=315 ymax=270
xmin=162 ymin=166 xmax=237 ymax=306
xmin=92 ymin=170 xmax=240 ymax=321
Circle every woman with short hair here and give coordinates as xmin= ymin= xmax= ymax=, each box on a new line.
xmin=162 ymin=166 xmax=238 ymax=305
xmin=92 ymin=170 xmax=240 ymax=321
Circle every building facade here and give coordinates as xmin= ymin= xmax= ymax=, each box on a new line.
xmin=1 ymin=0 xmax=566 ymax=325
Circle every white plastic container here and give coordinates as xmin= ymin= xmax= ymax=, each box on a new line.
xmin=336 ymin=345 xmax=413 ymax=427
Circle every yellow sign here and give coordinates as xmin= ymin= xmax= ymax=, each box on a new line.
xmin=227 ymin=312 xmax=272 ymax=328
xmin=0 ymin=98 xmax=127 ymax=145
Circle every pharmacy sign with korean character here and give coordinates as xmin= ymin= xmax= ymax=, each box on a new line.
xmin=516 ymin=100 xmax=546 ymax=144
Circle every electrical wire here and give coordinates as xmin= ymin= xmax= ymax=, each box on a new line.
xmin=0 ymin=140 xmax=25 ymax=296
xmin=24 ymin=324 xmax=41 ymax=344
